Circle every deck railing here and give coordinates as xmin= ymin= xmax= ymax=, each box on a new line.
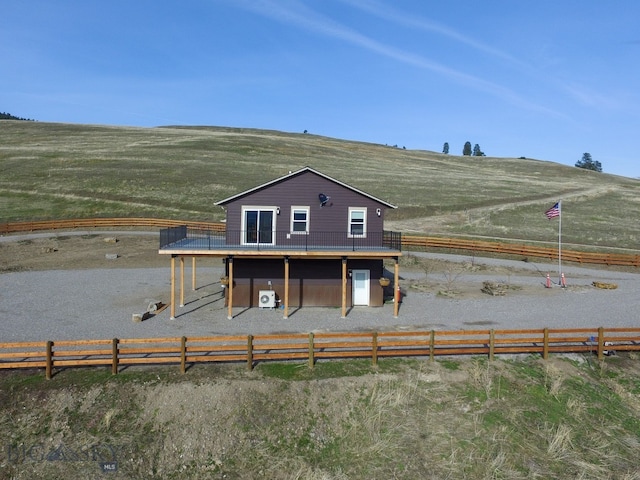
xmin=159 ymin=227 xmax=402 ymax=252
xmin=2 ymin=327 xmax=639 ymax=379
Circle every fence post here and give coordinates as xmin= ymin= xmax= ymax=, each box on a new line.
xmin=429 ymin=330 xmax=435 ymax=361
xmin=180 ymin=336 xmax=187 ymax=374
xmin=45 ymin=341 xmax=53 ymax=380
xmin=372 ymin=332 xmax=378 ymax=366
xmin=247 ymin=335 xmax=254 ymax=371
xmin=543 ymin=328 xmax=549 ymax=360
xmin=597 ymin=327 xmax=604 ymax=361
xmin=489 ymin=330 xmax=495 ymax=361
xmin=308 ymin=333 xmax=315 ymax=369
xmin=111 ymin=338 xmax=119 ymax=375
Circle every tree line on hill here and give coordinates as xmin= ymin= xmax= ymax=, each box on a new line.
xmin=441 ymin=141 xmax=485 ymax=157
xmin=441 ymin=141 xmax=603 ymax=172
xmin=0 ymin=112 xmax=34 ymax=121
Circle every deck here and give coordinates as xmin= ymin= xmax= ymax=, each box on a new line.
xmin=158 ymin=226 xmax=402 ymax=258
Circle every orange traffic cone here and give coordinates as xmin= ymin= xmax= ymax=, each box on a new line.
xmin=545 ymin=273 xmax=551 ymax=288
xmin=560 ymin=273 xmax=566 ymax=288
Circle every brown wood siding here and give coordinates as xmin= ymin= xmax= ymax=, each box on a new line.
xmin=225 ymin=258 xmax=385 ymax=307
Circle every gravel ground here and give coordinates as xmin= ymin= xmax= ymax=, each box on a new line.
xmin=1 ymin=253 xmax=639 ymax=342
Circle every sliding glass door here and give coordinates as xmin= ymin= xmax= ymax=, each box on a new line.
xmin=243 ymin=208 xmax=275 ymax=245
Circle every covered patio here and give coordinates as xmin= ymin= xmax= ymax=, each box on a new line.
xmin=159 ymin=226 xmax=402 ymax=320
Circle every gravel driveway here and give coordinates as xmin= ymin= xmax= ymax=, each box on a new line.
xmin=1 ymin=252 xmax=638 ymax=342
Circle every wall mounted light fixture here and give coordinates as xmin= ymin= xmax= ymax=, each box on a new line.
xmin=376 ymin=208 xmax=381 ymax=217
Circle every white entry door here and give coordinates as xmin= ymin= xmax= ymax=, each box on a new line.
xmin=352 ymin=269 xmax=370 ymax=306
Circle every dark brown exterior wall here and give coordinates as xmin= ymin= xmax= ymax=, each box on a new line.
xmin=223 ymin=170 xmax=386 ymax=239
xmin=225 ymin=258 xmax=386 ymax=307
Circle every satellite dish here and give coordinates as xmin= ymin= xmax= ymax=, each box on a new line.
xmin=318 ymin=193 xmax=330 ymax=207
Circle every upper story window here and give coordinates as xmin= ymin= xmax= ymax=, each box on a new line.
xmin=348 ymin=207 xmax=367 ymax=237
xmin=242 ymin=206 xmax=276 ymax=245
xmin=290 ymin=206 xmax=310 ymax=234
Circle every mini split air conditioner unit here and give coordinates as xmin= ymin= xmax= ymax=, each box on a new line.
xmin=258 ymin=290 xmax=276 ymax=308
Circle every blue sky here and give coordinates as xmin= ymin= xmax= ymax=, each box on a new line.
xmin=2 ymin=1 xmax=639 ymax=178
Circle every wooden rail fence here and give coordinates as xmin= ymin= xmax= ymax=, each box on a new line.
xmin=1 ymin=218 xmax=638 ymax=267
xmin=2 ymin=328 xmax=639 ymax=379
xmin=0 ymin=218 xmax=225 ymax=234
xmin=402 ymin=235 xmax=640 ymax=267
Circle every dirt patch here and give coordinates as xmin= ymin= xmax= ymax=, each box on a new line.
xmin=392 ymin=255 xmax=569 ymax=300
xmin=0 ymin=233 xmax=165 ymax=272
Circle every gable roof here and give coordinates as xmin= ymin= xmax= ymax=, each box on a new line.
xmin=215 ymin=166 xmax=397 ymax=209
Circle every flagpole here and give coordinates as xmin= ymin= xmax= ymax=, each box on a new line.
xmin=558 ymin=200 xmax=562 ymax=283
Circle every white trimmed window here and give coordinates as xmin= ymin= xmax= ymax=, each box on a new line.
xmin=348 ymin=207 xmax=367 ymax=237
xmin=290 ymin=206 xmax=310 ymax=234
xmin=241 ymin=206 xmax=277 ymax=245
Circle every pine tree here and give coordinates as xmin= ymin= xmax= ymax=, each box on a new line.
xmin=575 ymin=152 xmax=602 ymax=172
xmin=462 ymin=141 xmax=472 ymax=156
xmin=472 ymin=144 xmax=485 ymax=156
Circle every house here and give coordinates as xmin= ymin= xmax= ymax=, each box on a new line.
xmin=159 ymin=167 xmax=402 ymax=319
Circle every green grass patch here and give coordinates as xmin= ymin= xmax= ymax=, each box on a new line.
xmin=255 ymin=357 xmax=415 ymax=380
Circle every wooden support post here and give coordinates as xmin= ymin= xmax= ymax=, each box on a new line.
xmin=430 ymin=330 xmax=435 ymax=361
xmin=372 ymin=332 xmax=378 ymax=366
xmin=597 ymin=327 xmax=605 ymax=361
xmin=489 ymin=329 xmax=495 ymax=361
xmin=180 ymin=336 xmax=187 ymax=374
xmin=112 ymin=338 xmax=119 ymax=375
xmin=308 ymin=332 xmax=315 ymax=369
xmin=192 ymin=257 xmax=196 ymax=291
xmin=170 ymin=256 xmax=176 ymax=319
xmin=341 ymin=257 xmax=347 ymax=318
xmin=180 ymin=256 xmax=185 ymax=307
xmin=227 ymin=256 xmax=234 ymax=320
xmin=284 ymin=257 xmax=290 ymax=319
xmin=393 ymin=258 xmax=400 ymax=318
xmin=543 ymin=328 xmax=549 ymax=360
xmin=45 ymin=340 xmax=53 ymax=380
xmin=247 ymin=334 xmax=253 ymax=371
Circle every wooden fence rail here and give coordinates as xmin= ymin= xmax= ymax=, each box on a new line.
xmin=2 ymin=327 xmax=639 ymax=379
xmin=402 ymin=235 xmax=640 ymax=267
xmin=2 ymin=218 xmax=638 ymax=267
xmin=0 ymin=218 xmax=225 ymax=234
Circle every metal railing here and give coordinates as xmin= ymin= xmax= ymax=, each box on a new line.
xmin=159 ymin=228 xmax=402 ymax=252
xmin=159 ymin=225 xmax=187 ymax=248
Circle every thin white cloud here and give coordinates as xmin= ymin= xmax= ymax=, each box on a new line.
xmin=338 ymin=0 xmax=530 ymax=69
xmin=338 ymin=0 xmax=631 ymax=113
xmin=231 ymin=0 xmax=564 ymax=117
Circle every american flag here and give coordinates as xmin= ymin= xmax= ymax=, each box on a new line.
xmin=545 ymin=202 xmax=560 ymax=219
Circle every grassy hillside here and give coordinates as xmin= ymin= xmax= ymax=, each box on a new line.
xmin=3 ymin=356 xmax=640 ymax=479
xmin=1 ymin=121 xmax=638 ymax=250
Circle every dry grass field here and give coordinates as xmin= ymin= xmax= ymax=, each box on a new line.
xmin=1 ymin=121 xmax=639 ymax=251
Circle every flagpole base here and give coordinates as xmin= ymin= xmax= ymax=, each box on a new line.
xmin=560 ymin=273 xmax=567 ymax=288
